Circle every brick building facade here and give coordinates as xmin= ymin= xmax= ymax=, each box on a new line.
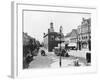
xmin=43 ymin=22 xmax=64 ymax=52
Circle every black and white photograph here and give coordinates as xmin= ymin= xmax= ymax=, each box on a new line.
xmin=23 ymin=9 xmax=91 ymax=69
xmin=10 ymin=1 xmax=98 ymax=78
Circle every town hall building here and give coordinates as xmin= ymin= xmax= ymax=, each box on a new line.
xmin=43 ymin=22 xmax=64 ymax=52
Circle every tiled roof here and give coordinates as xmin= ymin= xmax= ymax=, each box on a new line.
xmin=65 ymin=29 xmax=78 ymax=38
xmin=65 ymin=32 xmax=71 ymax=38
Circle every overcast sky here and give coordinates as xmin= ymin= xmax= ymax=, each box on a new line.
xmin=24 ymin=11 xmax=90 ymax=42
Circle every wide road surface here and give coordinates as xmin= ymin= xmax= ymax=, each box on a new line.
xmin=29 ymin=50 xmax=87 ymax=68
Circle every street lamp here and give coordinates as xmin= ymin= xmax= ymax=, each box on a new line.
xmin=59 ymin=26 xmax=63 ymax=67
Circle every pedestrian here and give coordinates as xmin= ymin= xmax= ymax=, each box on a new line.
xmin=74 ymin=57 xmax=80 ymax=66
xmin=41 ymin=50 xmax=47 ymax=56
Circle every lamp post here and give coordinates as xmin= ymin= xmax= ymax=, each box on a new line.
xmin=59 ymin=26 xmax=63 ymax=67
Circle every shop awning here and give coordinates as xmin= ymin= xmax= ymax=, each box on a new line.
xmin=68 ymin=43 xmax=77 ymax=46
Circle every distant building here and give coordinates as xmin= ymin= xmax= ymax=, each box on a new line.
xmin=77 ymin=18 xmax=91 ymax=50
xmin=43 ymin=22 xmax=64 ymax=52
xmin=65 ymin=18 xmax=91 ymax=50
xmin=65 ymin=29 xmax=78 ymax=48
xmin=64 ymin=32 xmax=71 ymax=44
xmin=70 ymin=29 xmax=78 ymax=43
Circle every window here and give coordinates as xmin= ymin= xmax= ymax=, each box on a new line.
xmin=51 ymin=36 xmax=54 ymax=40
xmin=82 ymin=37 xmax=84 ymax=39
xmin=86 ymin=36 xmax=87 ymax=39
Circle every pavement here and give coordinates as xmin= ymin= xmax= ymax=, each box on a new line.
xmin=68 ymin=49 xmax=91 ymax=59
xmin=28 ymin=49 xmax=89 ymax=68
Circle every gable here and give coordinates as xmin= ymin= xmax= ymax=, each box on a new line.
xmin=70 ymin=30 xmax=77 ymax=38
